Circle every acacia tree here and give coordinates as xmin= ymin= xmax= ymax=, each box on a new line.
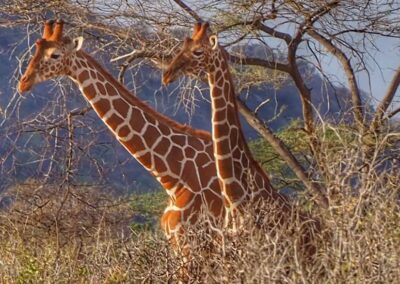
xmin=0 ymin=0 xmax=399 ymax=208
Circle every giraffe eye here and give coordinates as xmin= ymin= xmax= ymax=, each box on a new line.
xmin=192 ymin=49 xmax=203 ymax=57
xmin=50 ymin=53 xmax=60 ymax=60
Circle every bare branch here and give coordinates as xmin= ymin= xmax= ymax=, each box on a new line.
xmin=307 ymin=29 xmax=365 ymax=130
xmin=371 ymin=67 xmax=400 ymax=129
xmin=388 ymin=107 xmax=400 ymax=119
xmin=307 ymin=0 xmax=340 ymax=25
xmin=255 ymin=22 xmax=292 ymax=44
xmin=237 ymin=99 xmax=329 ymax=208
xmin=227 ymin=51 xmax=290 ymax=73
xmin=172 ymin=0 xmax=203 ymax=22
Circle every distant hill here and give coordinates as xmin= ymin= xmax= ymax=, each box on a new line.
xmin=0 ymin=26 xmax=359 ymax=193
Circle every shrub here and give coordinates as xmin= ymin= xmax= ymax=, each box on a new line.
xmin=0 ymin=124 xmax=399 ymax=283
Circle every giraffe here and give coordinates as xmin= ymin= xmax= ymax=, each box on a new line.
xmin=163 ymin=23 xmax=292 ymax=226
xmin=162 ymin=24 xmax=321 ymax=255
xmin=18 ymin=20 xmax=225 ymax=250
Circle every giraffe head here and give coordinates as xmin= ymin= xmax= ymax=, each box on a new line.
xmin=162 ymin=22 xmax=219 ymax=85
xmin=18 ymin=20 xmax=84 ymax=93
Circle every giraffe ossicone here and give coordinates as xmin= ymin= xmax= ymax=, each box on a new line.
xmin=18 ymin=19 xmax=225 ymax=251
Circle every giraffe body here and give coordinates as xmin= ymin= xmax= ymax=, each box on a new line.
xmin=18 ymin=20 xmax=224 ymax=249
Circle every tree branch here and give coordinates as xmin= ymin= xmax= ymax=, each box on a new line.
xmin=283 ymin=2 xmax=334 ymax=137
xmin=287 ymin=42 xmax=315 ymax=136
xmin=307 ymin=29 xmax=365 ymax=130
xmin=125 ymin=46 xmax=292 ymax=75
xmin=237 ymin=99 xmax=329 ymax=208
xmin=371 ymin=67 xmax=400 ymax=130
xmin=307 ymin=0 xmax=340 ymax=25
xmin=115 ymin=50 xmax=160 ymax=83
xmin=255 ymin=22 xmax=292 ymax=44
xmin=172 ymin=0 xmax=203 ymax=22
xmin=284 ymin=1 xmax=343 ymax=185
xmin=227 ymin=51 xmax=291 ymax=73
xmin=388 ymin=107 xmax=400 ymax=119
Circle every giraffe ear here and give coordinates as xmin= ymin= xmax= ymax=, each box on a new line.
xmin=72 ymin=36 xmax=84 ymax=51
xmin=209 ymin=35 xmax=218 ymax=50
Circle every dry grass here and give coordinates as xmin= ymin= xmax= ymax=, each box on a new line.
xmin=0 ymin=185 xmax=398 ymax=283
xmin=0 ymin=127 xmax=399 ymax=283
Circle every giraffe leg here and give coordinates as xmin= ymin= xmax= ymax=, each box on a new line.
xmin=161 ymin=210 xmax=191 ymax=281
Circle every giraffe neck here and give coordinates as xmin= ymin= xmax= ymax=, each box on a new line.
xmin=207 ymin=48 xmax=287 ymax=211
xmin=67 ymin=51 xmax=214 ymax=196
